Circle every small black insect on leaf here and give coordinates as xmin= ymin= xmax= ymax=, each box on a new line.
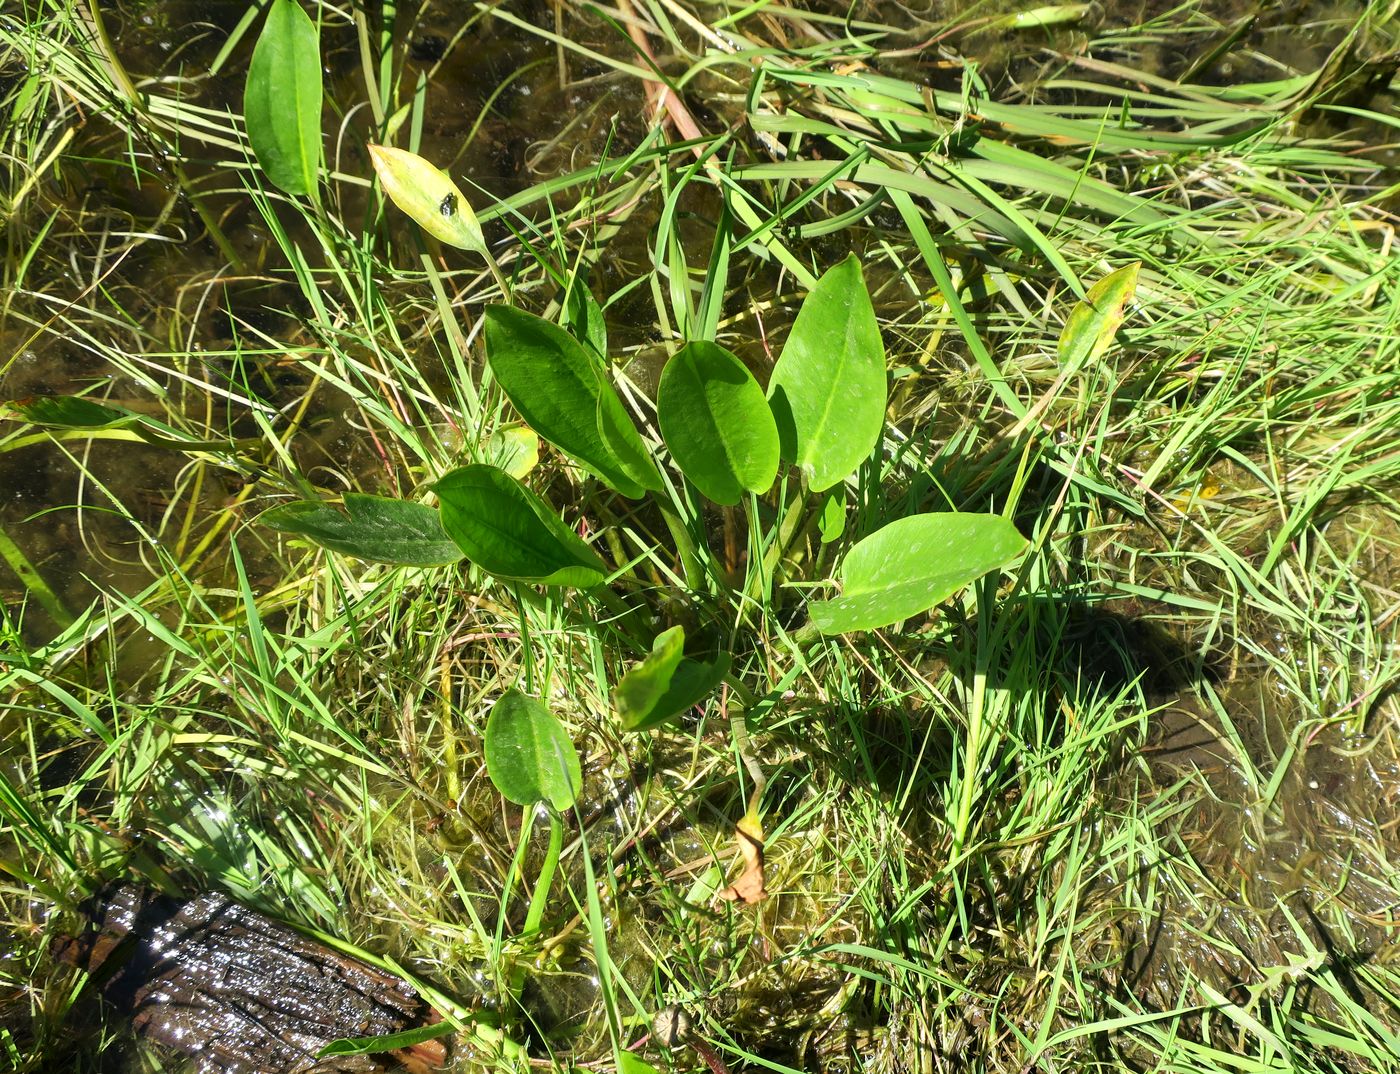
xmin=439 ymin=193 xmax=458 ymax=218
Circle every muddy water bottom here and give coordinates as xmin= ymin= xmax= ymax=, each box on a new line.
xmin=1119 ymin=678 xmax=1400 ymax=1019
xmin=5 ymin=1 xmax=1399 ymax=1071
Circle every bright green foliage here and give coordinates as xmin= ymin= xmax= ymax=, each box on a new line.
xmin=260 ymin=494 xmax=464 ymax=566
xmin=615 ymin=626 xmax=684 ymax=719
xmin=809 ymin=513 xmax=1028 ymax=634
xmin=484 ymin=306 xmax=662 ymax=499
xmin=485 ymin=689 xmax=582 ymax=810
xmin=563 ymin=277 xmax=608 ymax=361
xmin=319 ymin=1021 xmax=458 ymax=1060
xmin=434 ymin=465 xmax=606 ymax=586
xmin=817 ymin=488 xmax=846 ymax=544
xmin=657 ymin=341 xmax=779 ymax=505
xmin=482 ymin=425 xmax=539 ymax=479
xmin=1059 ymin=262 xmax=1140 ymax=370
xmin=767 ymin=254 xmax=887 ymax=492
xmin=613 ymin=626 xmax=730 ymax=732
xmin=617 ymin=1052 xmax=663 ymax=1074
xmin=243 ymin=0 xmax=322 ymax=196
xmin=367 ymin=143 xmax=486 ymax=253
xmin=6 ymin=396 xmax=132 ymax=427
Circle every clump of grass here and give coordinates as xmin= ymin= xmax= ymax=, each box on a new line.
xmin=4 ymin=1 xmax=1400 ymax=1073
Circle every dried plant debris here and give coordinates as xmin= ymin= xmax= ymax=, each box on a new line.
xmin=51 ymin=884 xmax=447 ymax=1073
xmin=716 ymin=810 xmax=767 ymax=905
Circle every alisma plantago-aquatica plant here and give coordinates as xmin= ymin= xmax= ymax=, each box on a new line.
xmin=236 ymin=2 xmax=1031 ymax=758
xmin=265 ymin=151 xmax=1034 ymax=735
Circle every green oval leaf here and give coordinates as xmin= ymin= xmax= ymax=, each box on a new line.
xmin=259 ymin=493 xmax=464 ymax=566
xmin=485 ymin=689 xmax=582 ymax=810
xmin=368 ymin=143 xmax=486 ymax=253
xmin=614 ymin=626 xmax=684 ymax=720
xmin=618 ymin=1053 xmax=663 ymax=1074
xmin=1058 ymin=262 xmax=1139 ymax=370
xmin=484 ymin=305 xmax=662 ymax=499
xmin=767 ymin=254 xmax=887 ymax=492
xmin=433 ymin=464 xmax=606 ymax=587
xmin=808 ymin=514 xmax=1027 ymax=634
xmin=658 ymin=341 xmax=779 ymax=506
xmin=613 ymin=626 xmax=731 ymax=732
xmin=244 ymin=0 xmax=322 ymax=196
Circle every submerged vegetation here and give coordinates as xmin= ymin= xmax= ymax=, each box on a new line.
xmin=3 ymin=0 xmax=1400 ymax=1071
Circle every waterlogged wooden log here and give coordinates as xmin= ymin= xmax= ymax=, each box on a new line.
xmin=52 ymin=885 xmax=447 ymax=1073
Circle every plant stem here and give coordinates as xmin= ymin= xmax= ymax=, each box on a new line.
xmin=739 ymin=496 xmax=767 ymax=607
xmin=484 ymin=255 xmax=512 ymax=300
xmin=0 ymin=525 xmax=74 ymax=630
xmin=746 ymin=487 xmax=807 ymax=606
xmin=724 ymin=682 xmax=766 ymax=803
xmin=439 ymin=653 xmax=461 ymax=804
xmin=512 ymin=584 xmax=535 ymax=693
xmin=655 ymin=496 xmax=704 ymax=591
xmin=521 ymin=809 xmax=564 ymax=939
xmin=506 ymin=807 xmax=564 ymax=1002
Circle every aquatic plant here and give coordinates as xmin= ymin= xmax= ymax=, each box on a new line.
xmin=4 ymin=1 xmax=1400 ymax=1072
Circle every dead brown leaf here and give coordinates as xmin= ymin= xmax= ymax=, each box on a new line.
xmin=715 ymin=809 xmax=766 ymax=905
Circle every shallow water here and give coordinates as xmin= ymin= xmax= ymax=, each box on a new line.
xmin=2 ymin=0 xmax=1388 ymax=635
xmin=3 ymin=0 xmax=1398 ymax=1070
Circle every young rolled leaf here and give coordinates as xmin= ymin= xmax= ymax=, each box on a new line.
xmin=808 ymin=513 xmax=1027 ymax=634
xmin=368 ymin=144 xmax=486 ymax=253
xmin=657 ymin=341 xmax=779 ymax=506
xmin=485 ymin=689 xmax=582 ymax=811
xmin=990 ymin=2 xmax=1092 ymax=29
xmin=433 ymin=464 xmax=606 ymax=587
xmin=767 ymin=254 xmax=887 ymax=492
xmin=6 ymin=396 xmax=134 ymax=428
xmin=1058 ymin=262 xmax=1140 ymax=371
xmin=259 ymin=494 xmax=464 ymax=566
xmin=484 ymin=305 xmax=662 ymax=499
xmin=244 ymin=0 xmax=322 ymax=196
xmin=613 ymin=625 xmax=730 ymax=732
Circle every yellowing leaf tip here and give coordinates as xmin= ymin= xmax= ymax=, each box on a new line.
xmin=368 ymin=143 xmax=487 ymax=255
